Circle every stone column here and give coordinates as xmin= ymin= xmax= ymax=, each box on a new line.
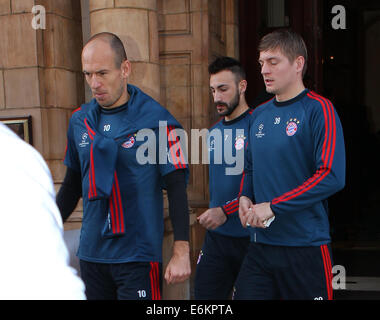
xmin=0 ymin=0 xmax=45 ymax=149
xmin=88 ymin=0 xmax=188 ymax=300
xmin=0 ymin=0 xmax=84 ymax=193
xmin=225 ymin=0 xmax=240 ymax=59
xmin=89 ymin=0 xmax=161 ymax=101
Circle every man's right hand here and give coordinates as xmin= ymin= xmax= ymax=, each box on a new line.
xmin=197 ymin=207 xmax=227 ymax=230
xmin=239 ymin=196 xmax=254 ymax=228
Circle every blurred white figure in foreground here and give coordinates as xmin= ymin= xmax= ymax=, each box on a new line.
xmin=0 ymin=123 xmax=86 ymax=300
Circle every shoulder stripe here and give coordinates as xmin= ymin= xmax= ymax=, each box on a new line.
xmin=272 ymin=92 xmax=337 ymax=205
xmin=84 ymin=118 xmax=96 ymax=140
xmin=71 ymin=106 xmax=82 ymax=115
xmin=309 ymin=91 xmax=337 ymax=169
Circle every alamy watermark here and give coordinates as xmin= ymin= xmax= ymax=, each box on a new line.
xmin=332 ymin=264 xmax=346 ymax=290
xmin=313 ymin=265 xmax=346 ymax=300
xmin=134 ymin=121 xmax=245 ymax=176
xmin=331 ymin=5 xmax=347 ymax=30
xmin=31 ymin=4 xmax=347 ymax=31
xmin=31 ymin=5 xmax=46 ymax=30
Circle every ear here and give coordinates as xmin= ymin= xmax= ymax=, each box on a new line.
xmin=239 ymin=80 xmax=248 ymax=95
xmin=121 ymin=59 xmax=132 ymax=79
xmin=295 ymin=56 xmax=305 ymax=74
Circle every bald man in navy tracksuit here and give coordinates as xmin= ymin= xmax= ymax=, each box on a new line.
xmin=57 ymin=32 xmax=191 ymax=300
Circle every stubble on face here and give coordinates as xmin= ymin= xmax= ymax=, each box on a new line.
xmin=82 ymin=40 xmax=128 ymax=109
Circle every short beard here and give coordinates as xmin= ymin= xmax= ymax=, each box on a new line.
xmin=215 ymin=91 xmax=240 ymax=117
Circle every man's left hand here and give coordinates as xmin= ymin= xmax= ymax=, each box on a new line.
xmin=251 ymin=202 xmax=275 ymax=228
xmin=164 ymin=241 xmax=191 ymax=284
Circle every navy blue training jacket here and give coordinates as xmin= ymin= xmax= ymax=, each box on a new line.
xmin=242 ymin=89 xmax=346 ymax=246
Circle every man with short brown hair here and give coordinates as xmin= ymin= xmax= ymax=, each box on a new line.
xmin=236 ymin=29 xmax=346 ymax=300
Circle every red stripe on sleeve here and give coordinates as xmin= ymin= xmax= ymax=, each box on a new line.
xmin=224 ymin=200 xmax=239 ymax=214
xmin=223 ymin=170 xmax=246 ymax=215
xmin=271 ymin=92 xmax=336 ymax=205
xmin=71 ymin=107 xmax=82 ymax=115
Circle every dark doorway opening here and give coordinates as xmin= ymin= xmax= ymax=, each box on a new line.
xmin=322 ymin=0 xmax=380 ymax=245
xmin=239 ymin=0 xmax=380 ymax=279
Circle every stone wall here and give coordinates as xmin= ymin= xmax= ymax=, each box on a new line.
xmin=0 ymin=0 xmax=84 ymax=201
xmin=0 ymin=0 xmax=239 ymax=300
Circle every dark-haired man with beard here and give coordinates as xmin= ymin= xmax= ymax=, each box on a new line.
xmin=194 ymin=56 xmax=253 ymax=299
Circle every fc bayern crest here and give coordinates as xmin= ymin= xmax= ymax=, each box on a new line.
xmin=122 ymin=135 xmax=135 ymax=148
xmin=235 ymin=136 xmax=246 ymax=150
xmin=286 ymin=118 xmax=300 ymax=136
